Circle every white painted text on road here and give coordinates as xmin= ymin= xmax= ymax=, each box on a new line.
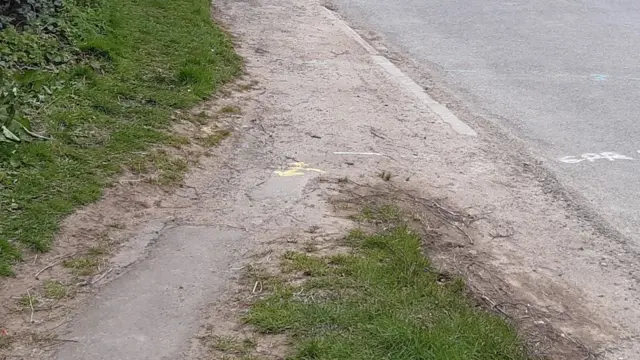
xmin=559 ymin=152 xmax=635 ymax=164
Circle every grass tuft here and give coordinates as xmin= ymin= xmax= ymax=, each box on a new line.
xmin=356 ymin=204 xmax=403 ymax=223
xmin=17 ymin=294 xmax=39 ymax=309
xmin=43 ymin=280 xmax=69 ymax=299
xmin=281 ymin=251 xmax=330 ymax=277
xmin=210 ymin=335 xmax=256 ymax=355
xmin=246 ymin=224 xmax=529 ymax=359
xmin=219 ymin=105 xmax=241 ymax=114
xmin=0 ymin=334 xmax=11 ymax=349
xmin=201 ymin=129 xmax=231 ymax=147
xmin=63 ymin=256 xmax=100 ymax=276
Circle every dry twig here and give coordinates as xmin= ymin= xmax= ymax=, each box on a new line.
xmin=91 ymin=267 xmax=113 ymax=285
xmin=252 ymin=281 xmax=263 ymax=293
xmin=35 ymin=253 xmax=76 ymax=279
xmin=27 ymin=290 xmax=35 ymax=323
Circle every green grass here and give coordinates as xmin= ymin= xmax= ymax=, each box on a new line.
xmin=356 ymin=204 xmax=403 ymax=223
xmin=0 ymin=0 xmax=241 ymax=275
xmin=17 ymin=293 xmax=39 ymax=309
xmin=209 ymin=335 xmax=256 ymax=355
xmin=63 ymin=255 xmax=101 ymax=276
xmin=246 ymin=226 xmax=529 ymax=360
xmin=43 ymin=280 xmax=70 ymax=299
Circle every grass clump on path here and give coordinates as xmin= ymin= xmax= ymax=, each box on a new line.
xmin=246 ymin=225 xmax=529 ymax=359
xmin=0 ymin=0 xmax=241 ymax=275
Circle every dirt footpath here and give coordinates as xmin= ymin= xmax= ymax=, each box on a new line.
xmin=5 ymin=0 xmax=639 ymax=358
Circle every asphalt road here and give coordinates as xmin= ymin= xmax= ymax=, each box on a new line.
xmin=332 ymin=0 xmax=640 ymax=242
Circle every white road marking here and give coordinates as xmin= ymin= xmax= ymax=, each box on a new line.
xmin=559 ymin=152 xmax=635 ymax=164
xmin=322 ymin=7 xmax=477 ymax=137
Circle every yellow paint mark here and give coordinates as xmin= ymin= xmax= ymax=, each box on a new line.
xmin=275 ymin=162 xmax=325 ymax=177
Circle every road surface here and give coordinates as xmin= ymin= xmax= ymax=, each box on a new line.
xmin=331 ymin=0 xmax=640 ymax=244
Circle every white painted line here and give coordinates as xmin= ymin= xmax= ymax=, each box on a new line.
xmin=322 ymin=7 xmax=477 ymax=137
xmin=333 ymin=152 xmax=384 ymax=156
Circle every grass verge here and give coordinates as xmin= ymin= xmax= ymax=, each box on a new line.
xmin=245 ymin=222 xmax=529 ymax=359
xmin=0 ymin=0 xmax=241 ymax=275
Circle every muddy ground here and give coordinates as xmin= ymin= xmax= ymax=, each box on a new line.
xmin=2 ymin=0 xmax=639 ymax=359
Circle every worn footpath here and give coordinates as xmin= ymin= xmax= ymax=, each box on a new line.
xmin=5 ymin=0 xmax=639 ymax=358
